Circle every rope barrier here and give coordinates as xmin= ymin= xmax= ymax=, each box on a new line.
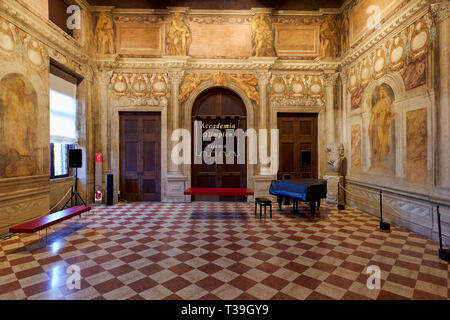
xmin=337 ymin=182 xmax=406 ymax=220
xmin=0 ymin=187 xmax=73 ymax=242
xmin=48 ymin=187 xmax=73 ymax=213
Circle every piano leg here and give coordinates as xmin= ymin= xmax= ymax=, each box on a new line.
xmin=277 ymin=196 xmax=283 ymax=210
xmin=309 ymin=201 xmax=315 ymax=218
xmin=292 ymin=200 xmax=299 ymax=214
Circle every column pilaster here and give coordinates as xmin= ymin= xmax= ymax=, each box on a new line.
xmin=430 ymin=1 xmax=450 ymax=188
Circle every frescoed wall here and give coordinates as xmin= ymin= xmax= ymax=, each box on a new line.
xmin=341 ymin=2 xmax=450 ymax=244
xmin=0 ymin=74 xmax=39 ymax=178
xmin=0 ymin=0 xmax=448 ymax=245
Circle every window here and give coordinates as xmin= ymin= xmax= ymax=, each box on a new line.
xmin=50 ymin=143 xmax=70 ymax=178
xmin=50 ymin=64 xmax=78 ymax=179
xmin=48 ymin=0 xmax=74 ymax=37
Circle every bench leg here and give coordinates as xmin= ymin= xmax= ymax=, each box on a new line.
xmin=254 ymin=202 xmax=257 ymax=217
xmin=270 ymin=204 xmax=272 ymax=218
xmin=260 ymin=205 xmax=262 ymax=219
xmin=264 ymin=205 xmax=266 ymax=218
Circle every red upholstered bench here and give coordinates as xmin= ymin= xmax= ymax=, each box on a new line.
xmin=9 ymin=206 xmax=91 ymax=234
xmin=184 ymin=188 xmax=254 ymax=196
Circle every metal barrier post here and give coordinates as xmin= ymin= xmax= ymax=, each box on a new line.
xmin=379 ymin=190 xmax=390 ymax=231
xmin=436 ymin=205 xmax=450 ymax=261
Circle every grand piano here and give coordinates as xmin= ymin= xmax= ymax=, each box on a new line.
xmin=269 ymin=179 xmax=327 ymax=218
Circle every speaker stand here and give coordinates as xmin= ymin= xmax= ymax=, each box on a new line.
xmin=63 ymin=167 xmax=87 ymax=208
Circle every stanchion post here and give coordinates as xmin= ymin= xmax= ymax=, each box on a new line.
xmin=337 ymin=183 xmax=345 ymax=210
xmin=436 ymin=205 xmax=450 ymax=261
xmin=379 ymin=190 xmax=390 ymax=231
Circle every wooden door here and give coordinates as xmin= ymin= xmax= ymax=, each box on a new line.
xmin=191 ymin=88 xmax=247 ymax=201
xmin=277 ymin=113 xmax=318 ymax=180
xmin=120 ymin=112 xmax=161 ymax=202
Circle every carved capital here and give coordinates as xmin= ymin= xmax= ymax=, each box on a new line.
xmin=340 ymin=68 xmax=349 ymax=84
xmin=97 ymin=70 xmax=113 ymax=85
xmin=256 ymin=71 xmax=271 ymax=86
xmin=430 ymin=1 xmax=450 ymax=24
xmin=323 ymin=72 xmax=339 ymax=87
xmin=168 ymin=70 xmax=185 ymax=85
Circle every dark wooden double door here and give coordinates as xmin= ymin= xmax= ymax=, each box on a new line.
xmin=277 ymin=113 xmax=318 ymax=180
xmin=120 ymin=112 xmax=161 ymax=202
xmin=192 ymin=88 xmax=247 ymax=201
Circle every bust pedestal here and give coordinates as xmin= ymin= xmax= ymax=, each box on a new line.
xmin=323 ymin=174 xmax=344 ymax=208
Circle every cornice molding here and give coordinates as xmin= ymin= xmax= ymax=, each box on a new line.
xmin=107 ymin=57 xmax=341 ymax=73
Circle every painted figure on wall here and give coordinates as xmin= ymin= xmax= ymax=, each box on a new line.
xmin=368 ymin=84 xmax=395 ymax=172
xmin=319 ymin=15 xmax=339 ymax=59
xmin=340 ymin=10 xmax=350 ymax=55
xmin=95 ymin=12 xmax=115 ymax=55
xmin=402 ymin=56 xmax=426 ymax=90
xmin=251 ymin=13 xmax=275 ymax=57
xmin=0 ymin=74 xmax=38 ymax=177
xmin=351 ymin=85 xmax=365 ymax=110
xmin=406 ymin=108 xmax=427 ymax=185
xmin=167 ymin=12 xmax=191 ymax=56
xmin=351 ymin=124 xmax=361 ymax=173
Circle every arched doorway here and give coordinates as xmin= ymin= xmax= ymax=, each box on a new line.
xmin=191 ymin=87 xmax=247 ymax=201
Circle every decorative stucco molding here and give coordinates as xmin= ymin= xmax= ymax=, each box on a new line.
xmin=430 ymin=1 xmax=450 ymax=24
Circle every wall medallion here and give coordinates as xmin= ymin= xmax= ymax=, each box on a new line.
xmin=112 ymin=73 xmax=128 ymax=96
xmin=25 ymin=38 xmax=43 ymax=67
xmin=0 ymin=20 xmax=15 ymax=53
xmin=131 ymin=74 xmax=147 ymax=97
xmin=372 ymin=47 xmax=386 ymax=79
xmin=410 ymin=19 xmax=429 ymax=60
xmin=309 ymin=76 xmax=323 ymax=98
xmin=151 ymin=74 xmax=168 ymax=97
xmin=290 ymin=75 xmax=306 ymax=97
xmin=389 ymin=34 xmax=406 ymax=71
xmin=271 ymin=76 xmax=286 ymax=96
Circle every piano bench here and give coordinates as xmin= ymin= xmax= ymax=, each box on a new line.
xmin=255 ymin=198 xmax=272 ymax=219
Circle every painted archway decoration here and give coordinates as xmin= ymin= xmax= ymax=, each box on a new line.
xmin=178 ymin=71 xmax=259 ymax=103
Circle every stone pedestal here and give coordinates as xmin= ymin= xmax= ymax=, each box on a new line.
xmin=165 ymin=175 xmax=187 ymax=202
xmin=253 ymin=175 xmax=275 ymax=202
xmin=323 ymin=175 xmax=344 ymax=207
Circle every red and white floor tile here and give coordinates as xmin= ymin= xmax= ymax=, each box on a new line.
xmin=0 ymin=202 xmax=448 ymax=300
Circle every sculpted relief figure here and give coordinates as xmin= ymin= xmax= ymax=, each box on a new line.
xmin=251 ymin=13 xmax=275 ymax=57
xmin=319 ymin=15 xmax=339 ymax=59
xmin=178 ymin=73 xmax=210 ymax=102
xmin=369 ymin=86 xmax=395 ymax=169
xmin=0 ymin=76 xmax=37 ymax=177
xmin=167 ymin=13 xmax=191 ymax=56
xmin=95 ymin=12 xmax=115 ymax=54
xmin=325 ymin=143 xmax=345 ymax=175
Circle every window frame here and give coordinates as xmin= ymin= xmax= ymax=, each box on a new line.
xmin=50 ymin=142 xmax=71 ymax=179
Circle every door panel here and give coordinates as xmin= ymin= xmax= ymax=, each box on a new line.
xmin=277 ymin=113 xmax=318 ymax=180
xmin=120 ymin=112 xmax=161 ymax=202
xmin=191 ymin=88 xmax=247 ymax=201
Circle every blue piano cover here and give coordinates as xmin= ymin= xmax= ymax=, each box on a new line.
xmin=269 ymin=179 xmax=327 ymax=202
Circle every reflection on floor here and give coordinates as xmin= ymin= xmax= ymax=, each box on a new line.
xmin=0 ymin=202 xmax=448 ymax=300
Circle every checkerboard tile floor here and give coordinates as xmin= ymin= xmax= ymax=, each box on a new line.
xmin=0 ymin=202 xmax=448 ymax=300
